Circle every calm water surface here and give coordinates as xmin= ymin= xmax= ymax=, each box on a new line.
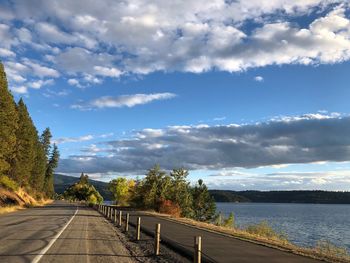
xmin=216 ymin=203 xmax=350 ymax=250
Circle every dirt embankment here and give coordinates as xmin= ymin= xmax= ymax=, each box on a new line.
xmin=0 ymin=187 xmax=51 ymax=214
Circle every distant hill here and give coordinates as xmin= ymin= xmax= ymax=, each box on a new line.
xmin=54 ymin=174 xmax=113 ymax=200
xmin=209 ymin=190 xmax=350 ymax=204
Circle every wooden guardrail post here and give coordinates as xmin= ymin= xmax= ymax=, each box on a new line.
xmin=136 ymin=217 xmax=141 ymax=241
xmin=119 ymin=210 xmax=122 ymax=227
xmin=114 ymin=209 xmax=117 ymax=223
xmin=154 ymin=223 xmax=161 ymax=256
xmin=110 ymin=207 xmax=113 ymax=220
xmin=194 ymin=236 xmax=202 ymax=263
xmin=125 ymin=213 xmax=129 ymax=232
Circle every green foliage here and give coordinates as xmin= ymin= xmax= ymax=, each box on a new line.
xmin=192 ymin=179 xmax=216 ymax=222
xmin=134 ymin=165 xmax=171 ymax=209
xmin=130 ymin=165 xmax=215 ymax=222
xmin=214 ymin=211 xmax=235 ymax=227
xmin=169 ymin=168 xmax=193 ymax=217
xmin=0 ymin=175 xmax=18 ymax=191
xmin=245 ymin=221 xmax=287 ymax=241
xmin=108 ymin=177 xmax=134 ymax=206
xmin=10 ymin=99 xmax=37 ymax=186
xmin=63 ymin=173 xmax=103 ymax=204
xmin=0 ymin=62 xmax=18 ymax=176
xmin=44 ymin=143 xmax=59 ymax=197
xmin=0 ymin=63 xmax=59 ymax=197
xmin=29 ymin=140 xmax=47 ymax=192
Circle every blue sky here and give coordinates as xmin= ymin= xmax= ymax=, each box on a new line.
xmin=1 ymin=0 xmax=350 ymax=190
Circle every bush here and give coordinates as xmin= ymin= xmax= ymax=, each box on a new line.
xmin=159 ymin=199 xmax=182 ymax=217
xmin=0 ymin=175 xmax=18 ymax=191
xmin=245 ymin=221 xmax=287 ymax=241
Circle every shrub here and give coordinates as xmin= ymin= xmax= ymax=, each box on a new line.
xmin=0 ymin=175 xmax=19 ymax=191
xmin=159 ymin=199 xmax=182 ymax=217
xmin=245 ymin=221 xmax=287 ymax=241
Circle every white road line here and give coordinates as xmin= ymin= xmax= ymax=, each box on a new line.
xmin=31 ymin=207 xmax=79 ymax=263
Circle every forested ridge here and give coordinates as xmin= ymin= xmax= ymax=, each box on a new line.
xmin=0 ymin=62 xmax=59 ymax=199
xmin=210 ymin=190 xmax=350 ymax=204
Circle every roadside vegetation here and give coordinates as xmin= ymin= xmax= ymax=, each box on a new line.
xmin=107 ymin=166 xmax=349 ymax=262
xmin=108 ymin=165 xmax=216 ymax=222
xmin=0 ymin=62 xmax=58 ymax=212
xmin=63 ymin=173 xmax=103 ymax=205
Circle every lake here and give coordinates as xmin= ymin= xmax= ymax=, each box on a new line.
xmin=216 ymin=202 xmax=350 ymax=251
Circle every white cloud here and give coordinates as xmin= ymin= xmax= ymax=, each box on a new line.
xmin=72 ymin=92 xmax=177 ymax=110
xmin=29 ymin=79 xmax=54 ymax=89
xmin=11 ymin=85 xmax=28 ymax=94
xmin=0 ymin=47 xmax=15 ymax=57
xmin=254 ymin=76 xmax=264 ymax=82
xmin=93 ymin=66 xmax=122 ymax=77
xmin=53 ymin=135 xmax=94 ymax=144
xmin=0 ymin=0 xmax=349 ymax=83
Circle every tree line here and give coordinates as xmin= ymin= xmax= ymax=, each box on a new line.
xmin=108 ymin=165 xmax=216 ymax=222
xmin=0 ymin=62 xmax=59 ymax=198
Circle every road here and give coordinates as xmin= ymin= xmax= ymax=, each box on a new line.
xmin=122 ymin=209 xmax=323 ymax=263
xmin=0 ymin=201 xmax=136 ymax=263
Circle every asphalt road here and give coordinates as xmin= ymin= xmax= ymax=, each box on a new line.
xmin=0 ymin=201 xmax=136 ymax=263
xmin=114 ymin=209 xmax=323 ymax=263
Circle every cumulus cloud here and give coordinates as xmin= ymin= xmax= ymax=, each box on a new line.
xmin=53 ymin=135 xmax=94 ymax=144
xmin=71 ymin=92 xmax=177 ymax=110
xmin=57 ymin=113 xmax=350 ymax=174
xmin=0 ymin=0 xmax=349 ymax=86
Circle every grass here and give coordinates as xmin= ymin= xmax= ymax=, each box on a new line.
xmin=0 ymin=186 xmax=52 ymax=214
xmin=144 ymin=210 xmax=350 ymax=263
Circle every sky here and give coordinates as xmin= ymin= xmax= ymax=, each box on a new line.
xmin=1 ymin=0 xmax=350 ymax=190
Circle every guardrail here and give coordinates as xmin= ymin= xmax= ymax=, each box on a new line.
xmin=94 ymin=204 xmax=207 ymax=263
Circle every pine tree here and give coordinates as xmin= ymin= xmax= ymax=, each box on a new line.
xmin=10 ymin=99 xmax=37 ymax=186
xmin=44 ymin=143 xmax=59 ymax=197
xmin=191 ymin=179 xmax=216 ymax=222
xmin=30 ymin=136 xmax=47 ymax=192
xmin=40 ymin=128 xmax=52 ymax=159
xmin=0 ymin=62 xmax=18 ymax=176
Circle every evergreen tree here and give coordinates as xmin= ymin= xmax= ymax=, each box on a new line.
xmin=10 ymin=99 xmax=37 ymax=186
xmin=30 ymin=137 xmax=47 ymax=192
xmin=170 ymin=168 xmax=193 ymax=217
xmin=192 ymin=179 xmax=216 ymax=222
xmin=44 ymin=143 xmax=59 ymax=197
xmin=0 ymin=62 xmax=18 ymax=176
xmin=40 ymin=128 xmax=52 ymax=159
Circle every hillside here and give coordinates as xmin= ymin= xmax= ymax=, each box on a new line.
xmin=210 ymin=190 xmax=350 ymax=204
xmin=54 ymin=174 xmax=113 ymax=200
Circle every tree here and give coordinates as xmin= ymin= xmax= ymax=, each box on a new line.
xmin=79 ymin=172 xmax=89 ymax=184
xmin=0 ymin=62 xmax=18 ymax=177
xmin=30 ymin=138 xmax=47 ymax=192
xmin=10 ymin=99 xmax=37 ymax=186
xmin=108 ymin=177 xmax=134 ymax=206
xmin=138 ymin=165 xmax=171 ymax=209
xmin=63 ymin=174 xmax=103 ymax=204
xmin=169 ymin=168 xmax=193 ymax=217
xmin=40 ymin=128 xmax=52 ymax=159
xmin=44 ymin=143 xmax=59 ymax=197
xmin=192 ymin=179 xmax=216 ymax=222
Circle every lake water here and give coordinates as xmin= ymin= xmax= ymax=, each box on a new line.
xmin=216 ymin=203 xmax=350 ymax=251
